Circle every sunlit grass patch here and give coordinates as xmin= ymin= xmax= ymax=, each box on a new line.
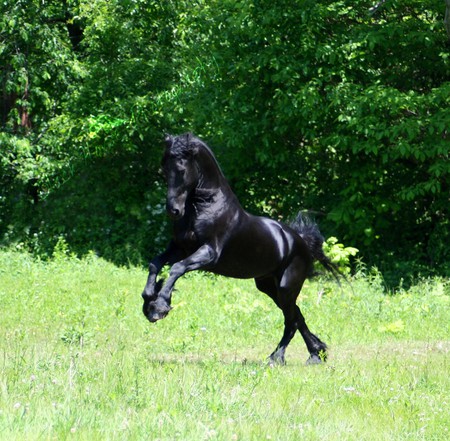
xmin=0 ymin=251 xmax=449 ymax=440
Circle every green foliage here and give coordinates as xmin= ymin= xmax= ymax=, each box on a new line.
xmin=52 ymin=236 xmax=72 ymax=261
xmin=1 ymin=0 xmax=179 ymax=263
xmin=1 ymin=0 xmax=449 ymax=283
xmin=322 ymin=237 xmax=359 ymax=274
xmin=174 ymin=0 xmax=450 ymax=282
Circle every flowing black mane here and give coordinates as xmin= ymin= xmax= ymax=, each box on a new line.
xmin=164 ymin=133 xmax=229 ymax=197
xmin=165 ymin=133 xmax=195 ymax=157
xmin=165 ymin=133 xmax=225 ymax=178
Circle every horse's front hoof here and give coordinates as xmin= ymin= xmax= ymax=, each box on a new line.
xmin=145 ymin=307 xmax=171 ymax=323
xmin=147 ymin=314 xmax=162 ymax=323
xmin=143 ymin=296 xmax=172 ymax=323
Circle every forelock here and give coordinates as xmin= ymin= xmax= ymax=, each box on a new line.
xmin=167 ymin=133 xmax=203 ymax=157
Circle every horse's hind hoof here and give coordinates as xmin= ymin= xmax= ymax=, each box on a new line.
xmin=267 ymin=355 xmax=286 ymax=367
xmin=306 ymin=354 xmax=324 ymax=365
xmin=306 ymin=355 xmax=322 ymax=365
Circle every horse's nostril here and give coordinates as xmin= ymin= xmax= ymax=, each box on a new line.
xmin=167 ymin=207 xmax=181 ymax=219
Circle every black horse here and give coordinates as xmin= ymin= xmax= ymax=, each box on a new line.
xmin=142 ymin=133 xmax=339 ymax=365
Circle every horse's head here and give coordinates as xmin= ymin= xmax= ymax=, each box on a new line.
xmin=162 ymin=133 xmax=200 ymax=219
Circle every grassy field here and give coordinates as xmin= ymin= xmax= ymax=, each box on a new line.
xmin=0 ymin=250 xmax=449 ymax=440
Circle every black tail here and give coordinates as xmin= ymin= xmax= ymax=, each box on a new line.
xmin=290 ymin=213 xmax=343 ymax=283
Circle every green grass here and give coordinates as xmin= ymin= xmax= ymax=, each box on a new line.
xmin=0 ymin=250 xmax=449 ymax=440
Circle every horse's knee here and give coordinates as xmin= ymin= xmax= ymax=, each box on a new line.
xmin=169 ymin=261 xmax=186 ymax=278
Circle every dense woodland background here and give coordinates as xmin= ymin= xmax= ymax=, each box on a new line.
xmin=1 ymin=0 xmax=449 ymax=285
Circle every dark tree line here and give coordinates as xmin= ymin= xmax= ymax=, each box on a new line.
xmin=1 ymin=0 xmax=449 ymax=285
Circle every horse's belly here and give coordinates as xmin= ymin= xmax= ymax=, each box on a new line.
xmin=210 ymin=235 xmax=285 ymax=279
xmin=210 ymin=264 xmax=275 ymax=279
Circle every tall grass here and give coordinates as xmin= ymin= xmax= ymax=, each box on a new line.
xmin=0 ymin=250 xmax=449 ymax=440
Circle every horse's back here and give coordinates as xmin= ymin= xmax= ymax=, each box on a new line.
xmin=210 ymin=212 xmax=310 ymax=279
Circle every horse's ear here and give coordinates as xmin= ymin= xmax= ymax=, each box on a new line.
xmin=187 ymin=142 xmax=199 ymax=157
xmin=164 ymin=134 xmax=173 ymax=148
xmin=186 ymin=133 xmax=200 ymax=156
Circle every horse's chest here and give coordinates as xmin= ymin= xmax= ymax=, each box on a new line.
xmin=173 ymin=216 xmax=217 ymax=254
xmin=173 ymin=200 xmax=231 ymax=253
xmin=174 ymin=228 xmax=198 ymax=251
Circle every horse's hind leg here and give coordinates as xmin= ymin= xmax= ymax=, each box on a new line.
xmin=255 ymin=276 xmax=290 ymax=365
xmin=255 ymin=275 xmax=299 ymax=365
xmin=296 ymin=306 xmax=327 ymax=365
xmin=256 ymin=263 xmax=327 ymax=365
xmin=282 ymin=263 xmax=327 ymax=364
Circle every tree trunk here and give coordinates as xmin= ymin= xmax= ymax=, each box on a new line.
xmin=445 ymin=0 xmax=450 ymax=40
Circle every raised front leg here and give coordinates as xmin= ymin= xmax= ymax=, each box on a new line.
xmin=143 ymin=244 xmax=217 ymax=323
xmin=142 ymin=241 xmax=180 ymax=300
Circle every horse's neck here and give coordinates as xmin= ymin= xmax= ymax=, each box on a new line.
xmin=196 ymin=148 xmax=237 ymax=201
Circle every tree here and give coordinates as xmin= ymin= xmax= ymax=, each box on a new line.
xmin=1 ymin=0 xmax=80 ymax=240
xmin=1 ymin=0 xmax=449 ymax=283
xmin=175 ymin=0 xmax=450 ymax=281
xmin=1 ymin=0 xmax=181 ymax=263
xmin=445 ymin=0 xmax=450 ymax=39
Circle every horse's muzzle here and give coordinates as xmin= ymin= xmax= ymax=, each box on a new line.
xmin=167 ymin=206 xmax=183 ymax=219
xmin=166 ymin=194 xmax=186 ymax=220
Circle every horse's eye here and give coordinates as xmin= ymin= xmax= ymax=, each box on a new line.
xmin=176 ymin=159 xmax=187 ymax=171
